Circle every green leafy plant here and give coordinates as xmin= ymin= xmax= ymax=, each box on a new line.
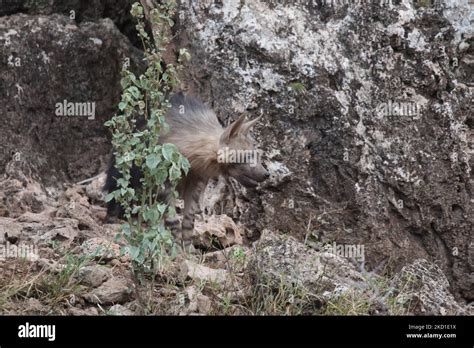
xmin=231 ymin=246 xmax=246 ymax=262
xmin=104 ymin=1 xmax=191 ymax=275
xmin=288 ymin=81 xmax=307 ymax=94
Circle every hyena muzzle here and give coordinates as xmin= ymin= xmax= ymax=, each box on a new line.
xmin=104 ymin=93 xmax=269 ymax=250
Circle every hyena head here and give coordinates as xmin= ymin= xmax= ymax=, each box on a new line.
xmin=218 ymin=114 xmax=269 ymax=187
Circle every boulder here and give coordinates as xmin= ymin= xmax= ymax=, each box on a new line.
xmin=193 ymin=215 xmax=243 ymax=248
xmin=108 ymin=304 xmax=134 ymax=316
xmin=84 ymin=277 xmax=131 ymax=305
xmin=392 ymin=259 xmax=469 ymax=315
xmin=81 ymin=237 xmax=129 ymax=262
xmin=180 ymin=260 xmax=229 ymax=286
xmin=78 ymin=265 xmax=112 ymax=288
xmin=248 ymin=230 xmax=364 ymax=292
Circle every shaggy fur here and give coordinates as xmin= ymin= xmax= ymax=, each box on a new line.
xmin=104 ymin=93 xmax=268 ymax=249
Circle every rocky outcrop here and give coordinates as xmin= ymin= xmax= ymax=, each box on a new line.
xmin=0 ymin=0 xmax=471 ymax=313
xmin=392 ymin=259 xmax=469 ymax=315
xmin=248 ymin=230 xmax=365 ymax=292
xmin=0 ymin=165 xmax=470 ymax=315
xmin=0 ymin=0 xmax=139 ymax=46
xmin=0 ymin=13 xmax=142 ymax=185
xmin=174 ymin=0 xmax=473 ymax=301
xmin=248 ymin=230 xmax=470 ymax=315
xmin=193 ymin=214 xmax=244 ymax=248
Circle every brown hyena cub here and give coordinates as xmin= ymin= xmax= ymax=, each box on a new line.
xmin=104 ymin=93 xmax=268 ymax=250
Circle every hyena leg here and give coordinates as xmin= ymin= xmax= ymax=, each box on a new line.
xmin=181 ymin=177 xmax=206 ymax=247
xmin=165 ymin=211 xmax=182 ymax=241
xmin=157 ymin=182 xmax=181 ymax=240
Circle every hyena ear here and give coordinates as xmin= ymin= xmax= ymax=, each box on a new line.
xmin=240 ymin=116 xmax=262 ymax=135
xmin=220 ymin=114 xmax=246 ymax=143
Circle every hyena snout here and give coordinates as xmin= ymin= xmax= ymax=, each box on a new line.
xmin=229 ymin=162 xmax=269 ymax=188
xmin=251 ymin=163 xmax=270 ymax=182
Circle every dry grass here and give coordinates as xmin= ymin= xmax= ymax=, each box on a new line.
xmin=0 ymin=252 xmax=94 ymax=314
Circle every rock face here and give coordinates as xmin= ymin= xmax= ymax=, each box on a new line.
xmin=174 ymin=0 xmax=473 ymax=301
xmin=0 ymin=12 xmax=142 ymax=185
xmin=0 ymin=0 xmax=472 ymax=310
xmin=0 ymin=0 xmax=139 ymax=46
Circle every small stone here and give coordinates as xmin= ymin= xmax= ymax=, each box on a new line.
xmin=26 ymin=298 xmax=45 ymax=314
xmin=68 ymin=307 xmax=99 ymax=316
xmin=78 ymin=265 xmax=112 ymax=287
xmin=84 ymin=277 xmax=131 ymax=305
xmin=108 ymin=304 xmax=134 ymax=316
xmin=39 ymin=225 xmax=78 ymax=247
xmin=185 ymin=286 xmax=198 ymax=312
xmin=180 ymin=260 xmax=229 ymax=286
xmin=197 ymin=294 xmax=212 ymax=314
xmin=81 ymin=237 xmax=129 ymax=261
xmin=0 ymin=218 xmax=22 ymax=244
xmin=458 ymin=41 xmax=469 ymax=52
xmin=204 ymin=245 xmax=250 ymax=270
xmin=83 ymin=173 xmax=106 ymax=203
